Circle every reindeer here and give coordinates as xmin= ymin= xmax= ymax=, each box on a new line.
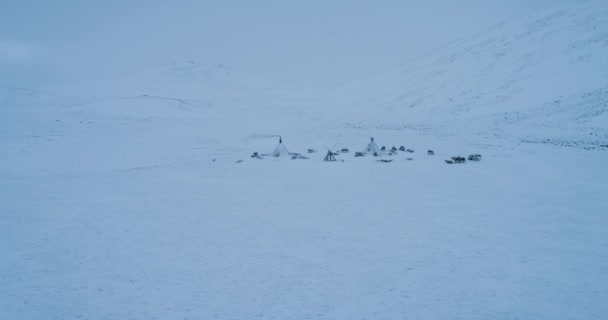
xmin=451 ymin=156 xmax=466 ymax=163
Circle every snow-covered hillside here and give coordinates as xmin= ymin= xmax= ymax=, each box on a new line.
xmin=1 ymin=1 xmax=607 ymax=319
xmin=330 ymin=0 xmax=608 ymax=150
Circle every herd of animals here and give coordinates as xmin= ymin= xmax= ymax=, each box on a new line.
xmin=247 ymin=137 xmax=482 ymax=164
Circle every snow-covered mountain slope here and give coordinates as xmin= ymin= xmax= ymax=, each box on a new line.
xmin=329 ymin=0 xmax=608 ymax=149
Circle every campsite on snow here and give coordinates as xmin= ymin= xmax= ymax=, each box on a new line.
xmin=246 ymin=136 xmax=478 ymax=165
xmin=1 ymin=1 xmax=607 ymax=319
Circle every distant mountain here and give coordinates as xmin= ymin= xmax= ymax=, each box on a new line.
xmin=35 ymin=61 xmax=279 ymax=102
xmin=152 ymin=62 xmax=235 ymax=89
xmin=0 ymin=87 xmax=88 ymax=109
xmin=133 ymin=62 xmax=244 ymax=100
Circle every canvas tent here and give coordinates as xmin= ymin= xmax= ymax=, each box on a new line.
xmin=263 ymin=137 xmax=294 ymax=157
xmin=363 ymin=137 xmax=383 ymax=156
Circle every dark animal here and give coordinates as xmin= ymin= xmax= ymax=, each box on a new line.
xmin=468 ymin=154 xmax=482 ymax=161
xmin=341 ymin=148 xmax=349 ymax=153
xmin=407 ymin=149 xmax=414 ymax=153
xmin=445 ymin=160 xmax=453 ymax=164
xmin=399 ymin=146 xmax=406 ymax=151
xmin=354 ymin=152 xmax=365 ymax=157
xmin=451 ymin=156 xmax=466 ymax=163
xmin=307 ymin=149 xmax=317 ymax=153
xmin=391 ymin=146 xmax=397 ymax=152
xmin=427 ymin=150 xmax=434 ymax=155
xmin=381 ymin=146 xmax=386 ymax=151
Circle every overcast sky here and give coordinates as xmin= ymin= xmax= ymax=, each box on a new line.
xmin=1 ymin=0 xmax=572 ymax=89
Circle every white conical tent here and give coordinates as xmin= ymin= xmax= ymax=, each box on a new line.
xmin=264 ymin=137 xmax=292 ymax=157
xmin=271 ymin=141 xmax=290 ymax=157
xmin=363 ymin=137 xmax=383 ymax=156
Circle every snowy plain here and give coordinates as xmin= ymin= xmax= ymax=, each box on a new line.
xmin=1 ymin=0 xmax=608 ymax=319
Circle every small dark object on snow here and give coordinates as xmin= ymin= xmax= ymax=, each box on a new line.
xmin=341 ymin=148 xmax=349 ymax=153
xmin=212 ymin=159 xmax=216 ymax=162
xmin=451 ymin=156 xmax=466 ymax=163
xmin=399 ymin=146 xmax=406 ymax=151
xmin=378 ymin=159 xmax=393 ymax=163
xmin=468 ymin=154 xmax=482 ymax=161
xmin=407 ymin=149 xmax=415 ymax=153
xmin=407 ymin=157 xmax=413 ymax=161
xmin=307 ymin=149 xmax=317 ymax=153
xmin=427 ymin=150 xmax=434 ymax=155
xmin=354 ymin=152 xmax=365 ymax=157
xmin=251 ymin=151 xmax=263 ymax=159
xmin=292 ymin=154 xmax=309 ymax=160
xmin=391 ymin=146 xmax=397 ymax=152
xmin=381 ymin=146 xmax=386 ymax=151
xmin=236 ymin=160 xmax=243 ymax=164
xmin=445 ymin=160 xmax=454 ymax=164
xmin=373 ymin=152 xmax=379 ymax=157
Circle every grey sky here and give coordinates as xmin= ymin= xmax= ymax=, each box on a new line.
xmin=1 ymin=0 xmax=572 ymax=89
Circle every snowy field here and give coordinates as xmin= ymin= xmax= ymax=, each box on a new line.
xmin=2 ymin=0 xmax=608 ymax=319
xmin=1 ymin=87 xmax=607 ymax=319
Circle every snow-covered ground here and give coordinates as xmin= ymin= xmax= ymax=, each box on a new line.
xmin=1 ymin=1 xmax=608 ymax=319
